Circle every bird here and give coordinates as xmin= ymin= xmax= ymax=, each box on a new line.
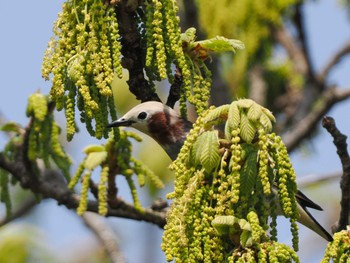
xmin=107 ymin=101 xmax=333 ymax=242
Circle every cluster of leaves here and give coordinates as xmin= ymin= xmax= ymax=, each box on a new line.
xmin=180 ymin=28 xmax=244 ymax=115
xmin=42 ymin=0 xmax=121 ymax=140
xmin=68 ymin=130 xmax=164 ymax=216
xmin=162 ymin=99 xmax=300 ymax=262
xmin=321 ymin=228 xmax=350 ymax=263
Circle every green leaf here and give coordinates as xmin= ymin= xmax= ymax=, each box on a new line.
xmin=238 ymin=218 xmax=251 ymax=231
xmin=240 ymin=113 xmax=256 ymax=143
xmin=180 ymin=27 xmax=197 ymax=43
xmin=193 ymin=36 xmax=245 ymax=53
xmin=226 ymin=102 xmax=241 ymax=131
xmin=0 ymin=122 xmax=22 ymax=133
xmin=202 ymin=104 xmax=230 ymax=124
xmin=237 ymin=99 xmax=254 ymax=109
xmin=261 ymin=108 xmax=276 ymax=123
xmin=83 ymin=144 xmax=106 ymax=154
xmin=211 ymin=215 xmax=237 ymax=236
xmin=240 ymin=230 xmax=253 ymax=248
xmin=84 ymin=151 xmax=107 ymax=171
xmin=200 ymin=131 xmax=221 ymax=172
xmin=191 ymin=135 xmax=202 ymax=166
xmin=259 ymin=113 xmax=273 ymax=131
xmin=192 ymin=131 xmax=220 ymax=172
xmin=247 ymin=102 xmax=262 ymax=121
xmin=240 ymin=144 xmax=258 ymax=196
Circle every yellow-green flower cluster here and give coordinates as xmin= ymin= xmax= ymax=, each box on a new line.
xmin=144 ymin=0 xmax=183 ymax=82
xmin=25 ymin=93 xmax=72 ymax=180
xmin=143 ymin=1 xmax=210 ymax=116
xmin=227 ymin=241 xmax=299 ymax=263
xmin=162 ymin=99 xmax=301 ymax=262
xmin=321 ymin=229 xmax=348 ymax=263
xmin=69 ymin=129 xmax=164 ymax=216
xmin=42 ymin=0 xmax=122 ymax=140
xmin=179 ymin=28 xmax=213 ymax=116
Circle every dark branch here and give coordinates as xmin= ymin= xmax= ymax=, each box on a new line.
xmin=0 ymin=196 xmax=37 ymax=226
xmin=318 ymin=42 xmax=350 ymax=83
xmin=322 ymin=116 xmax=350 ymax=233
xmin=292 ymin=3 xmax=316 ymax=81
xmin=83 ymin=212 xmax=126 ymax=263
xmin=282 ymin=87 xmax=350 ymax=152
xmin=297 ymin=171 xmax=341 ymax=188
xmin=166 ymin=68 xmax=183 ymax=108
xmin=0 ymin=153 xmax=167 ymax=228
xmin=272 ymin=25 xmax=309 ymax=76
xmin=116 ymin=3 xmax=161 ymax=103
xmin=248 ymin=65 xmax=267 ymax=106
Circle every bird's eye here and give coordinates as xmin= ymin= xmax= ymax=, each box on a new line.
xmin=137 ymin=111 xmax=147 ymax=120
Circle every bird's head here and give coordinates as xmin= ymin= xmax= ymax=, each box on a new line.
xmin=107 ymin=101 xmax=192 ymax=160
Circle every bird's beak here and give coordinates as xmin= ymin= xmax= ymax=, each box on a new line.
xmin=106 ymin=118 xmax=135 ymax=128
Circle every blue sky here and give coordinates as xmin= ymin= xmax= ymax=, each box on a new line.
xmin=0 ymin=1 xmax=350 ymax=262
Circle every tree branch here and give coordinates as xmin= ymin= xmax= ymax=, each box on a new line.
xmin=0 ymin=196 xmax=37 ymax=227
xmin=166 ymin=68 xmax=183 ymax=108
xmin=292 ymin=3 xmax=315 ymax=80
xmin=116 ymin=2 xmax=161 ymax=103
xmin=272 ymin=25 xmax=309 ymax=76
xmin=297 ymin=171 xmax=341 ymax=188
xmin=0 ymin=153 xmax=167 ymax=228
xmin=318 ymin=41 xmax=350 ymax=83
xmin=83 ymin=212 xmax=125 ymax=263
xmin=322 ymin=116 xmax=350 ymax=233
xmin=248 ymin=65 xmax=267 ymax=106
xmin=282 ymin=86 xmax=350 ymax=152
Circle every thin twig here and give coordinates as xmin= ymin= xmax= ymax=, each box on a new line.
xmin=322 ymin=116 xmax=350 ymax=233
xmin=318 ymin=41 xmax=350 ymax=83
xmin=0 ymin=153 xmax=167 ymax=227
xmin=272 ymin=25 xmax=309 ymax=76
xmin=297 ymin=171 xmax=341 ymax=188
xmin=83 ymin=212 xmax=125 ymax=263
xmin=282 ymin=86 xmax=350 ymax=152
xmin=0 ymin=196 xmax=37 ymax=227
xmin=292 ymin=3 xmax=316 ymax=80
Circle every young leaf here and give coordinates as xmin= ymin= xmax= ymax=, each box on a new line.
xmin=240 ymin=113 xmax=256 ymax=143
xmin=240 ymin=230 xmax=253 ymax=248
xmin=200 ymin=130 xmax=221 ymax=172
xmin=83 ymin=144 xmax=106 ymax=154
xmin=226 ymin=102 xmax=241 ymax=131
xmin=262 ymin=108 xmax=276 ymax=123
xmin=194 ymin=36 xmax=245 ymax=53
xmin=181 ymin=27 xmax=197 ymax=43
xmin=237 ymin=99 xmax=254 ymax=109
xmin=259 ymin=113 xmax=273 ymax=131
xmin=202 ymin=104 xmax=230 ymax=124
xmin=240 ymin=144 xmax=258 ymax=197
xmin=84 ymin=151 xmax=108 ymax=171
xmin=247 ymin=102 xmax=262 ymax=121
xmin=0 ymin=122 xmax=22 ymax=134
xmin=192 ymin=131 xmax=220 ymax=172
xmin=212 ymin=215 xmax=239 ymax=236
